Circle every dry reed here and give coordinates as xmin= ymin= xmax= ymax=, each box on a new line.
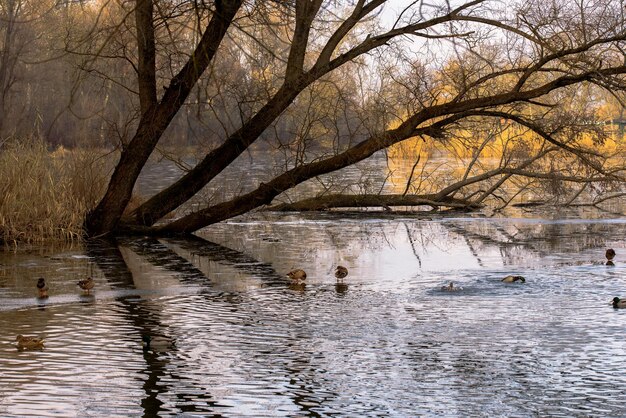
xmin=0 ymin=139 xmax=110 ymax=245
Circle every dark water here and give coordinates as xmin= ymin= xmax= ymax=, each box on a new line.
xmin=2 ymin=212 xmax=626 ymax=416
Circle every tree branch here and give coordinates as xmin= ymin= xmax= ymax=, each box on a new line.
xmin=135 ymin=0 xmax=157 ymax=115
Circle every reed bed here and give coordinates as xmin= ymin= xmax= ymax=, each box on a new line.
xmin=0 ymin=139 xmax=110 ymax=245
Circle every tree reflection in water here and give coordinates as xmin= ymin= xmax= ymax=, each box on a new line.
xmin=2 ymin=214 xmax=626 ymax=416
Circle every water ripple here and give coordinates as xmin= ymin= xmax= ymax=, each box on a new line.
xmin=1 ymin=216 xmax=626 ymax=415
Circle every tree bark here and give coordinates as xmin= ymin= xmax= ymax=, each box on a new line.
xmin=265 ymin=194 xmax=481 ymax=212
xmin=135 ymin=0 xmax=157 ymax=114
xmin=127 ymin=82 xmax=305 ymax=226
xmin=85 ymin=0 xmax=243 ymax=236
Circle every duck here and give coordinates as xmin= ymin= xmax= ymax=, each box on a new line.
xmin=606 ymin=248 xmax=616 ymax=261
xmin=287 ymin=269 xmax=307 ymax=283
xmin=335 ymin=266 xmax=348 ymax=282
xmin=77 ymin=277 xmax=95 ymax=294
xmin=441 ymin=282 xmax=461 ymax=291
xmin=36 ymin=277 xmax=48 ymax=299
xmin=612 ymin=297 xmax=626 ymax=308
xmin=142 ymin=335 xmax=175 ymax=352
xmin=501 ymin=275 xmax=525 ymax=283
xmin=15 ymin=334 xmax=45 ymax=350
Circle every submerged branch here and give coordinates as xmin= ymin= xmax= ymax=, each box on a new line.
xmin=265 ymin=193 xmax=483 ymax=212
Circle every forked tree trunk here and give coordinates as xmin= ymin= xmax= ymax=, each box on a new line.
xmin=85 ymin=0 xmax=243 ymax=236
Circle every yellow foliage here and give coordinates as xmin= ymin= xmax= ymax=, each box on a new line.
xmin=386 ymin=114 xmax=625 ymax=195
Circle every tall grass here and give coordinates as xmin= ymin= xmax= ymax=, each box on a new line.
xmin=0 ymin=139 xmax=110 ymax=245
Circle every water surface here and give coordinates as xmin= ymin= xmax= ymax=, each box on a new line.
xmin=1 ymin=213 xmax=626 ymax=416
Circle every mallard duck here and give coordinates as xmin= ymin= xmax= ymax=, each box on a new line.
xmin=612 ymin=297 xmax=626 ymax=308
xmin=15 ymin=334 xmax=44 ymax=350
xmin=441 ymin=282 xmax=461 ymax=291
xmin=335 ymin=266 xmax=348 ymax=281
xmin=142 ymin=335 xmax=175 ymax=352
xmin=501 ymin=275 xmax=525 ymax=283
xmin=77 ymin=277 xmax=95 ymax=294
xmin=287 ymin=269 xmax=306 ymax=283
xmin=36 ymin=277 xmax=48 ymax=299
xmin=606 ymin=248 xmax=616 ymax=261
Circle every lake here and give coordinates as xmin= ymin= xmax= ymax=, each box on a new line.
xmin=1 ymin=207 xmax=626 ymax=416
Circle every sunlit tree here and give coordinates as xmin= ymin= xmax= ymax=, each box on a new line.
xmin=43 ymin=0 xmax=626 ymax=237
xmin=0 ymin=0 xmax=626 ymax=236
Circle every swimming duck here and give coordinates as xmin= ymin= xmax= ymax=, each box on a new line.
xmin=15 ymin=334 xmax=45 ymax=350
xmin=335 ymin=266 xmax=348 ymax=282
xmin=77 ymin=277 xmax=95 ymax=294
xmin=612 ymin=297 xmax=626 ymax=308
xmin=501 ymin=275 xmax=525 ymax=283
xmin=142 ymin=335 xmax=175 ymax=352
xmin=36 ymin=277 xmax=48 ymax=298
xmin=287 ymin=269 xmax=307 ymax=283
xmin=441 ymin=282 xmax=461 ymax=291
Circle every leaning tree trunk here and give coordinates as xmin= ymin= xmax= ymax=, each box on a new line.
xmin=85 ymin=0 xmax=242 ymax=237
xmin=125 ymin=0 xmax=476 ymax=227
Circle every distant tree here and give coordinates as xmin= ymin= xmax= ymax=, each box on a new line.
xmin=0 ymin=0 xmax=56 ymax=136
xmin=0 ymin=0 xmax=125 ymax=146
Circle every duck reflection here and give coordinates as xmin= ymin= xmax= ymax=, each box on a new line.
xmin=334 ymin=266 xmax=349 ymax=293
xmin=36 ymin=277 xmax=49 ymax=310
xmin=288 ymin=282 xmax=306 ymax=292
xmin=335 ymin=282 xmax=348 ymax=293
